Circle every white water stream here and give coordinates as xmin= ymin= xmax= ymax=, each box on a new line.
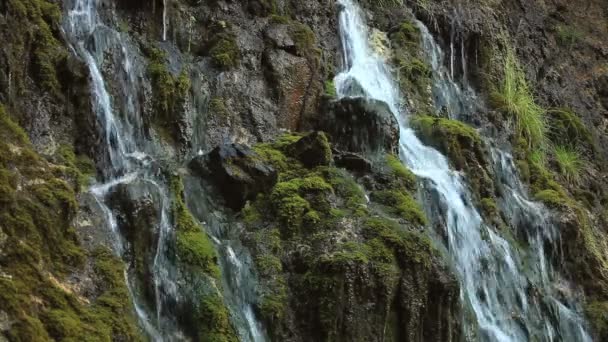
xmin=64 ymin=0 xmax=265 ymax=340
xmin=335 ymin=1 xmax=592 ymax=341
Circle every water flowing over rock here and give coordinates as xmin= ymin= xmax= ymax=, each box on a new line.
xmin=2 ymin=0 xmax=608 ymax=340
xmin=334 ymin=0 xmax=592 ymax=341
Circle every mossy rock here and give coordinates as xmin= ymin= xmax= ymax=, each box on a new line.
xmin=586 ymin=301 xmax=608 ymax=341
xmin=171 ymin=176 xmax=220 ymax=277
xmin=411 ymin=115 xmax=494 ymax=201
xmin=287 ymin=131 xmax=332 ymax=168
xmin=208 ymin=31 xmax=240 ymax=70
xmin=189 ymin=143 xmax=278 ymax=210
xmin=238 ymin=133 xmax=457 ymax=340
xmin=0 ymin=106 xmax=142 ymax=341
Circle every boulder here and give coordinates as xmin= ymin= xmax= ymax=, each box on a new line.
xmin=319 ymin=97 xmax=399 ymax=154
xmin=333 ymin=150 xmax=372 ymax=174
xmin=189 ymin=144 xmax=278 ymax=210
xmin=287 ymin=131 xmax=332 ymax=168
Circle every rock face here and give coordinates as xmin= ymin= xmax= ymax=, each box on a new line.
xmin=189 ymin=144 xmax=278 ymax=210
xmin=287 ymin=131 xmax=332 ymax=168
xmin=239 ymin=135 xmax=461 ymax=342
xmin=318 ymin=97 xmax=399 ymax=154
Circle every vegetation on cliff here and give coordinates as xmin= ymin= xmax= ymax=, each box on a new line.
xmin=240 ymin=132 xmax=457 ymax=341
xmin=0 ymin=105 xmax=142 ymax=341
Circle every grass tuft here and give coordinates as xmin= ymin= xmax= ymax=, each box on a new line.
xmin=553 ymin=146 xmax=584 ymax=184
xmin=491 ymin=50 xmax=547 ymax=149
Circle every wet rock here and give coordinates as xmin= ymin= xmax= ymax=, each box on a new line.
xmin=333 ymin=150 xmax=372 ymax=174
xmin=319 ymin=97 xmax=399 ymax=154
xmin=189 ymin=144 xmax=278 ymax=210
xmin=287 ymin=131 xmax=332 ymax=168
xmin=105 ymin=181 xmax=162 ymax=306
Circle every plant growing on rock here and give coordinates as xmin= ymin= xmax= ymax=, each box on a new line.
xmin=491 ymin=50 xmax=547 ymax=149
xmin=553 ymin=145 xmax=585 ymax=185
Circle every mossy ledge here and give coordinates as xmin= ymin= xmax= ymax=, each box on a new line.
xmin=170 ymin=175 xmax=220 ymax=278
xmin=0 ymin=105 xmax=142 ymax=340
xmin=240 ymin=132 xmax=459 ymax=341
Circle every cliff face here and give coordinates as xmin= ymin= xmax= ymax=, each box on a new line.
xmin=1 ymin=0 xmax=608 ymax=341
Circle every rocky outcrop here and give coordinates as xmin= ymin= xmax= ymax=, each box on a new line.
xmin=318 ymin=97 xmax=399 ymax=154
xmin=189 ymin=144 xmax=278 ymax=210
xmin=239 ymin=134 xmax=461 ymax=342
xmin=286 ymin=131 xmax=332 ymax=168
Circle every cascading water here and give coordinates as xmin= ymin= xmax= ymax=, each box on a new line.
xmin=65 ymin=0 xmax=181 ymax=339
xmin=334 ymin=1 xmax=591 ymax=341
xmin=63 ymin=0 xmax=266 ymax=340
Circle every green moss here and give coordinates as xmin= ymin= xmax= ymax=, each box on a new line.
xmin=240 ymin=134 xmax=445 ymax=337
xmin=324 ymin=79 xmax=337 ymax=98
xmin=0 ymin=106 xmax=141 ymax=341
xmin=196 ymin=294 xmax=238 ymax=342
xmin=385 ymin=154 xmax=416 ymax=190
xmin=171 ymin=176 xmax=220 ymax=277
xmin=370 ymin=190 xmax=427 ymax=226
xmin=585 ymin=301 xmax=608 ymax=340
xmin=146 ymin=47 xmax=191 ymax=142
xmin=290 ymin=21 xmax=315 ymax=57
xmin=481 ymin=197 xmax=499 ymax=221
xmin=363 ymin=217 xmax=434 ymax=270
xmin=321 ymin=167 xmax=366 ymax=211
xmin=208 ymin=32 xmax=240 ymax=70
xmin=534 ymin=189 xmax=569 ymax=208
xmin=391 ymin=21 xmax=421 ymax=48
xmin=210 ymin=97 xmax=230 ymax=119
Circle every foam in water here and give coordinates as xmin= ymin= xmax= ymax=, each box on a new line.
xmin=334 ymin=1 xmax=591 ymax=341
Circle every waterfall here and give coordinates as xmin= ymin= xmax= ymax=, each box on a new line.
xmin=64 ymin=0 xmax=267 ymax=340
xmin=334 ymin=1 xmax=591 ymax=341
xmin=162 ymin=0 xmax=168 ymax=41
xmin=65 ymin=0 xmax=180 ymax=339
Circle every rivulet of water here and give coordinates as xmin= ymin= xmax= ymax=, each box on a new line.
xmin=334 ymin=1 xmax=591 ymax=341
xmin=63 ymin=0 xmax=266 ymax=340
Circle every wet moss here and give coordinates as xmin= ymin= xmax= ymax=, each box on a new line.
xmin=411 ymin=115 xmax=483 ymax=166
xmin=385 ymin=154 xmax=417 ymax=190
xmin=147 ymin=47 xmax=191 ymax=142
xmin=196 ymin=294 xmax=238 ymax=342
xmin=324 ymin=79 xmax=337 ymax=98
xmin=411 ymin=115 xmax=494 ymax=201
xmin=371 ymin=190 xmax=427 ymax=226
xmin=363 ymin=217 xmax=434 ymax=270
xmin=170 ymin=176 xmax=220 ymax=277
xmin=388 ymin=19 xmax=433 ymax=113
